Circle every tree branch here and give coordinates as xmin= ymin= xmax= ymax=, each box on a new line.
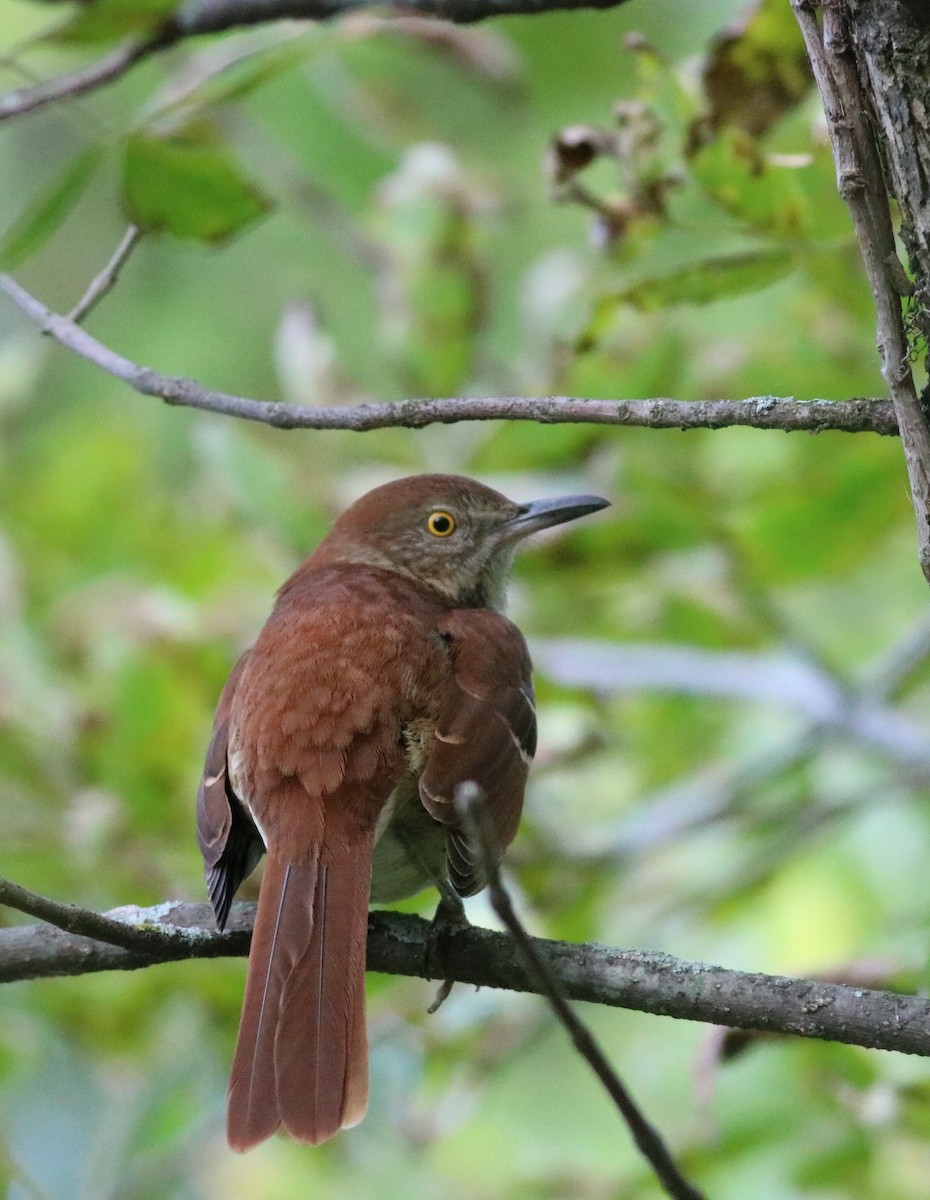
xmin=0 ymin=34 xmax=175 ymax=122
xmin=0 ymin=876 xmax=207 ymax=956
xmin=0 ymin=0 xmax=633 ymax=123
xmin=179 ymin=0 xmax=634 ymax=32
xmin=2 ymin=898 xmax=929 ymax=1059
xmin=0 ymin=273 xmax=897 ymax=435
xmin=845 ymin=0 xmax=930 ymax=347
xmin=68 ymin=225 xmax=142 ymax=325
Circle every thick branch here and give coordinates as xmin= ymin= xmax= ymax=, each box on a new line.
xmin=179 ymin=0 xmax=634 ymax=32
xmin=2 ymin=900 xmax=929 ymax=1059
xmin=0 ymin=876 xmax=181 ymax=955
xmin=0 ymin=274 xmax=897 ymax=435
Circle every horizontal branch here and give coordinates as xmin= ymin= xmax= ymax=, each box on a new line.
xmin=0 ymin=274 xmax=897 ymax=435
xmin=2 ymin=899 xmax=928 ymax=1057
xmin=178 ymin=0 xmax=634 ymax=33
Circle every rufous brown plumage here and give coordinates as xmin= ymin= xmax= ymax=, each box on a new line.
xmin=197 ymin=473 xmax=608 ymax=1151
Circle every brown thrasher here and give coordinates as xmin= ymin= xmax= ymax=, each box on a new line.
xmin=197 ymin=473 xmax=608 ymax=1151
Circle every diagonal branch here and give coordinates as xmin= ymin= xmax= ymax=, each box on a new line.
xmin=2 ymin=897 xmax=929 ymax=1059
xmin=454 ymin=782 xmax=706 ymax=1200
xmin=0 ymin=274 xmax=897 ymax=435
xmin=0 ymin=0 xmax=634 ymax=123
xmin=0 ymin=33 xmax=176 ymax=122
xmin=68 ymin=224 xmax=142 ymax=325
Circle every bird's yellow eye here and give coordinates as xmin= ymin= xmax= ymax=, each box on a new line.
xmin=427 ymin=510 xmax=456 ymax=537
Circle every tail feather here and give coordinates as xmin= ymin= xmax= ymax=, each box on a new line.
xmin=276 ymin=858 xmax=371 ymax=1141
xmin=226 ymin=844 xmax=372 ymax=1152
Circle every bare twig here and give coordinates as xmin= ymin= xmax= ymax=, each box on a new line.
xmin=0 ymin=34 xmax=174 ymax=122
xmin=67 ymin=225 xmax=142 ymax=324
xmin=0 ymin=274 xmax=897 ymax=435
xmin=454 ymin=782 xmax=706 ymax=1200
xmin=792 ymin=0 xmax=930 ymax=582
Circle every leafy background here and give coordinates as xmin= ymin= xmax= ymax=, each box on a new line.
xmin=2 ymin=0 xmax=930 ymax=1196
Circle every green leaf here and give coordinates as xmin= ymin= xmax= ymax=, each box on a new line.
xmin=51 ymin=0 xmax=177 ymax=44
xmin=691 ymin=128 xmax=809 ymax=237
xmin=581 ymin=247 xmax=796 ymax=346
xmin=613 ymin=247 xmax=794 ymax=308
xmin=0 ymin=148 xmax=103 ymax=269
xmin=122 ymin=133 xmax=270 ymax=242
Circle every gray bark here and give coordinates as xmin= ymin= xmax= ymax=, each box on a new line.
xmin=2 ymin=903 xmax=929 ymax=1059
xmin=847 ymin=0 xmax=930 ymax=344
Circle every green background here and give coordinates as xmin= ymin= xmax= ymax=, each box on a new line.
xmin=2 ymin=0 xmax=930 ymax=1195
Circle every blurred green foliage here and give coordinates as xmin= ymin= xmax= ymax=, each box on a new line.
xmin=2 ymin=0 xmax=930 ymax=1196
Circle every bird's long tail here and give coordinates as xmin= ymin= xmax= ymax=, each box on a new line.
xmin=226 ymin=842 xmax=371 ymax=1151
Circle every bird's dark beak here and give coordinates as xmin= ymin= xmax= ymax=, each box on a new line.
xmin=508 ymin=493 xmax=610 ymax=539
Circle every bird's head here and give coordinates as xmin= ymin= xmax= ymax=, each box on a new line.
xmin=312 ymin=473 xmax=609 ymax=609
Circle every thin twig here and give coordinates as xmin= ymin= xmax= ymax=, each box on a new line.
xmin=67 ymin=225 xmax=142 ymax=324
xmin=792 ymin=0 xmax=930 ymax=582
xmin=0 ymin=33 xmax=174 ymax=122
xmin=0 ymin=273 xmax=897 ymax=435
xmin=453 ymin=782 xmax=706 ymax=1200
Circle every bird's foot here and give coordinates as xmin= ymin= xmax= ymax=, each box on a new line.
xmin=425 ymin=888 xmax=469 ymax=1013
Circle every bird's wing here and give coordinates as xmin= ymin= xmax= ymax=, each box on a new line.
xmin=196 ymin=651 xmax=265 ymax=931
xmin=419 ymin=607 xmax=536 ymax=896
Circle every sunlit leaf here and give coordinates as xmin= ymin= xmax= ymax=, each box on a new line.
xmin=122 ymin=132 xmax=270 ymax=241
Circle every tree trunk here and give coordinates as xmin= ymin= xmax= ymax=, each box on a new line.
xmin=846 ymin=0 xmax=930 ymax=347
